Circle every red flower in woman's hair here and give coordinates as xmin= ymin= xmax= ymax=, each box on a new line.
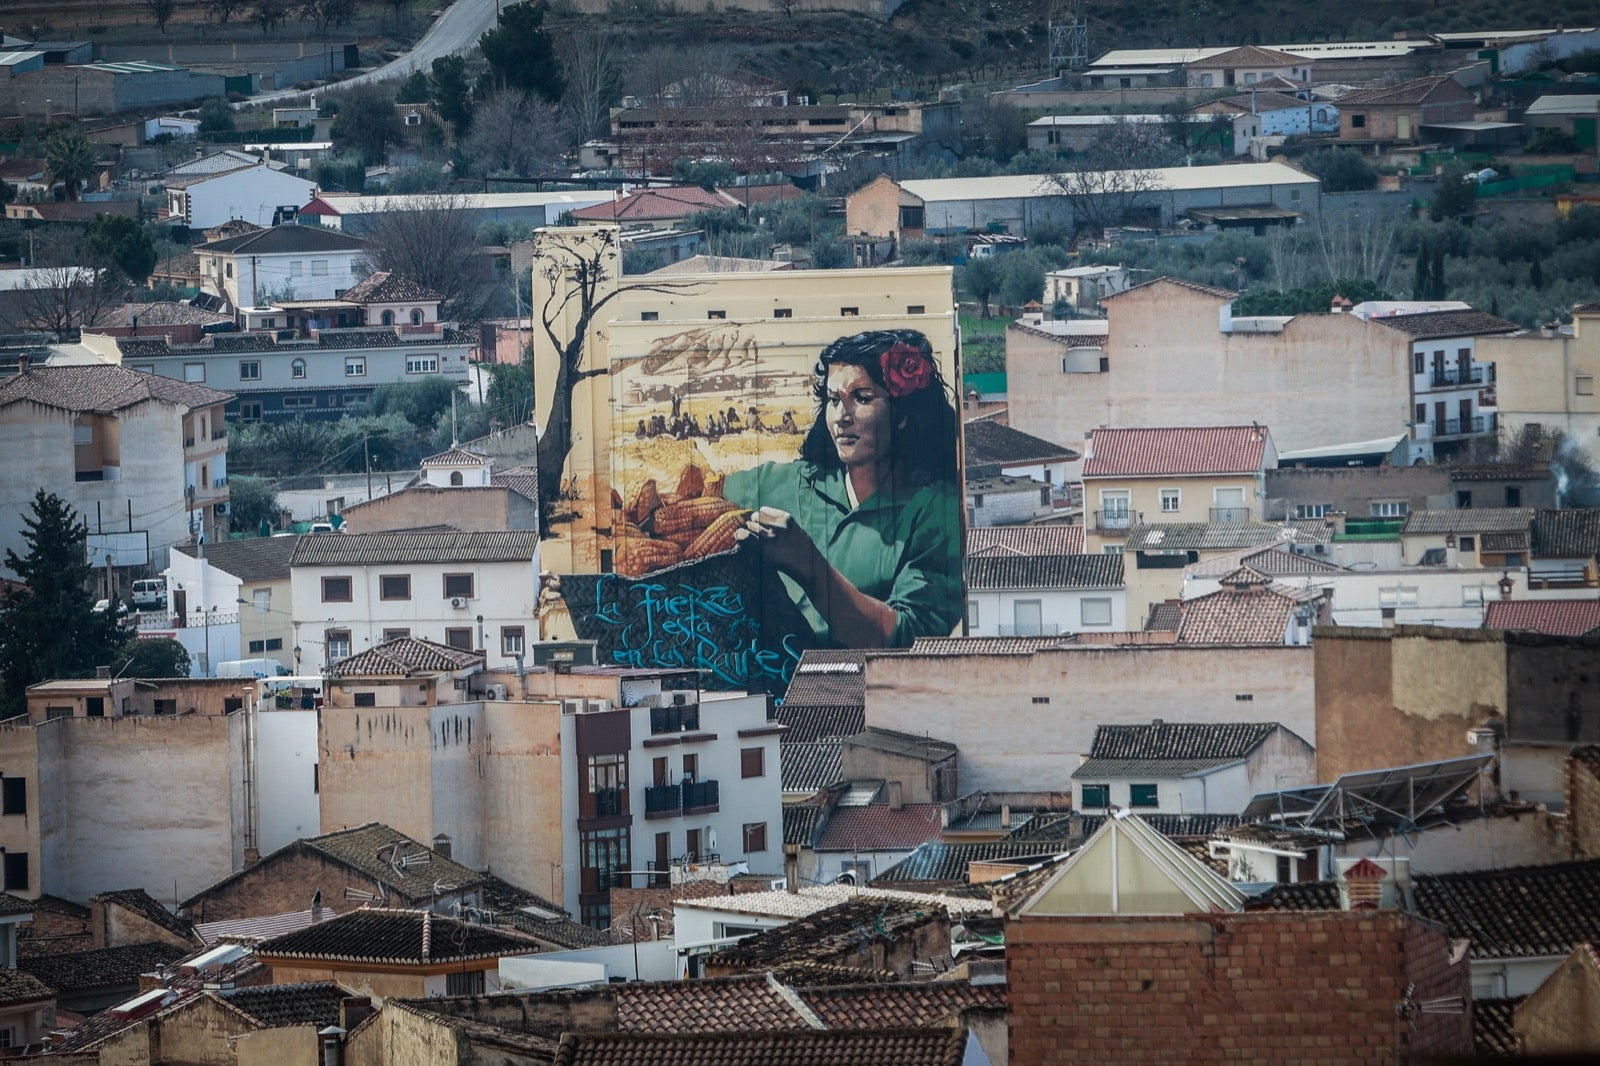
xmin=880 ymin=342 xmax=933 ymax=398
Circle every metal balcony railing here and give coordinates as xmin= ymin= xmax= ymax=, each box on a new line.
xmin=1093 ymin=508 xmax=1137 ymax=532
xmin=999 ymin=623 xmax=1060 ymax=637
xmin=591 ymin=787 xmax=626 ymax=818
xmin=1436 ymin=415 xmax=1489 ymax=438
xmin=682 ymin=779 xmax=719 ymax=813
xmin=650 ymin=704 xmax=700 ymax=734
xmin=1430 ymin=367 xmax=1486 ymax=388
xmin=644 ymin=784 xmax=681 ymax=817
xmin=1210 ymin=506 xmax=1251 ymax=523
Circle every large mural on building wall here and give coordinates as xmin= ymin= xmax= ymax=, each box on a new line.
xmin=546 ymin=322 xmax=963 ymax=692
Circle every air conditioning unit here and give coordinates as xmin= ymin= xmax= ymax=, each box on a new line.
xmin=450 ymin=596 xmax=467 ymax=609
xmin=485 ymin=684 xmax=508 ymax=700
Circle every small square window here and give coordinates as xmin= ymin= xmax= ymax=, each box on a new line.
xmin=501 ymin=626 xmax=525 ymax=657
xmin=321 ymin=576 xmax=352 ymax=602
xmin=1578 ymin=375 xmax=1595 ymax=396
xmin=239 ymin=401 xmax=263 ymax=422
xmin=382 ymin=627 xmax=411 ymax=641
xmin=640 ymin=311 xmax=659 ymax=322
xmin=1129 ymin=784 xmax=1159 ymax=808
xmin=2 ymin=778 xmax=25 ymax=816
xmin=325 ymin=629 xmax=351 ymax=660
xmin=741 ymin=747 xmax=765 ymax=778
xmin=353 ymin=692 xmax=377 ymax=707
xmin=742 ymin=822 xmax=768 ymax=853
xmin=345 ymin=357 xmax=366 ymax=377
xmin=380 ymin=574 xmax=411 ymax=600
xmin=184 ymin=363 xmax=206 ymax=383
xmin=1081 ymin=598 xmax=1113 ymax=626
xmin=1459 ymin=535 xmax=1476 ymax=552
xmin=1351 ymin=114 xmax=1366 ymax=129
xmin=1081 ymin=784 xmax=1109 ymax=809
xmin=443 ymin=573 xmax=474 ymax=599
xmin=444 ymin=627 xmax=473 ymax=651
xmin=1159 ymin=489 xmax=1181 ymax=512
xmin=311 ymin=260 xmax=329 ymax=276
xmin=239 ymin=360 xmax=261 ymax=381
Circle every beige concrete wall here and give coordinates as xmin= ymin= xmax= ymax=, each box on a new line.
xmin=1516 ymin=947 xmax=1600 ymax=1054
xmin=235 ymin=1026 xmax=320 ymax=1066
xmin=845 ymin=174 xmax=908 ymax=240
xmin=1314 ymin=627 xmax=1505 ymax=784
xmin=478 ymin=701 xmax=564 ymax=900
xmin=1484 ymin=321 xmax=1600 ymax=443
xmin=149 ymin=997 xmax=251 ymax=1066
xmin=1009 ymin=282 xmax=1409 ymax=455
xmin=864 ymin=644 xmax=1314 ymax=792
xmin=340 ymin=486 xmax=536 ymax=535
xmin=10 ymin=716 xmax=245 ymax=903
xmin=319 ymin=703 xmax=444 ymax=849
xmin=262 ymin=962 xmax=426 ymax=1001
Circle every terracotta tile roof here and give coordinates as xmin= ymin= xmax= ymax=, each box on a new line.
xmin=199 ymin=225 xmax=367 ymax=255
xmin=966 ymin=525 xmax=1084 ymax=556
xmin=1369 ymin=308 xmax=1520 ymax=340
xmin=707 ymin=898 xmax=946 ymax=971
xmin=89 ymin=300 xmax=233 ymax=328
xmin=1412 ymin=859 xmax=1600 ymax=959
xmin=1211 ymin=90 xmax=1318 ymax=113
xmin=1402 ymin=508 xmax=1535 ymax=535
xmin=93 ymin=889 xmax=198 ymax=944
xmin=420 ymin=446 xmax=490 ymax=466
xmin=801 ymin=981 xmax=1005 ymax=1028
xmin=1187 ymin=44 xmax=1310 ymax=67
xmin=1483 ymin=600 xmax=1600 ymax=636
xmin=774 ymin=705 xmax=864 ymax=743
xmin=873 ymin=840 xmax=1069 ymax=885
xmin=215 ymin=981 xmax=348 ymax=1028
xmin=0 ymin=364 xmax=233 ymax=414
xmin=0 ymin=968 xmax=53 ymax=1005
xmin=328 ymin=636 xmax=485 ymax=676
xmin=195 ymin=909 xmax=322 ymax=945
xmin=614 ymin=976 xmax=804 ymax=1032
xmin=340 ymin=271 xmax=441 ymax=305
xmin=815 ymin=804 xmax=943 ymax=852
xmin=1083 ymin=425 xmax=1270 ymax=478
xmin=1532 ymin=508 xmax=1600 ymax=559
xmin=903 ymin=636 xmax=1072 ymax=655
xmin=781 ymin=651 xmax=868 ymax=707
xmin=490 ymin=464 xmax=541 ymax=504
xmin=479 ymin=874 xmax=611 ymax=949
xmin=1254 ymin=879 xmax=1342 ymax=910
xmin=715 ymin=183 xmax=806 ymax=207
xmin=1336 ymin=75 xmax=1469 ymax=107
xmin=568 ymin=186 xmax=735 ymax=222
xmin=20 ymin=943 xmax=189 ymax=994
xmin=174 ymin=535 xmax=298 ymax=584
xmin=1473 ymin=996 xmax=1522 ymax=1056
xmin=1573 ymin=746 xmax=1600 ymax=782
xmin=1088 ymin=721 xmax=1280 ymax=760
xmin=151 ymin=251 xmax=201 ymax=280
xmin=550 ymin=1028 xmax=966 ymax=1066
xmin=964 ymin=553 xmax=1123 ymax=591
xmin=1146 ymin=600 xmax=1183 ymax=631
xmin=302 ymin=823 xmax=487 ymax=901
xmin=1173 ymin=582 xmax=1321 ymax=645
xmin=781 ymin=742 xmax=844 ymax=792
xmin=1126 ymin=520 xmax=1299 ymax=552
xmin=289 ymin=529 xmax=540 ymax=566
xmin=1450 ymin=462 xmax=1551 ymax=482
xmin=255 ymin=909 xmax=539 ymax=966
xmin=784 ymin=803 xmax=828 ymax=847
xmin=0 ymin=892 xmax=34 ymax=918
xmin=962 ymin=419 xmax=1078 ymax=467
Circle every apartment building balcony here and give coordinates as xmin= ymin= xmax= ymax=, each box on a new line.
xmin=1429 ymin=367 xmax=1487 ymax=388
xmin=999 ymin=623 xmax=1061 ymax=637
xmin=1093 ymin=509 xmax=1139 ymax=533
xmin=588 ymin=787 xmax=627 ymax=818
xmin=644 ymin=783 xmax=681 ymax=819
xmin=1433 ymin=413 xmax=1495 ymax=439
xmin=682 ymin=779 xmax=719 ymax=814
xmin=1209 ymin=506 xmax=1251 ymax=523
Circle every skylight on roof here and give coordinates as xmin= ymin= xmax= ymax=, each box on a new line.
xmin=794 ymin=662 xmax=862 ymax=675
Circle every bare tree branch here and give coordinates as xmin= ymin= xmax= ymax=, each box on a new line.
xmin=1042 ymin=120 xmax=1177 ymax=239
xmin=359 ymin=195 xmax=494 ymax=327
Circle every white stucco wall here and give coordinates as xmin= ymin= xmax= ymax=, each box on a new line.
xmin=254 ymin=707 xmax=320 ymax=852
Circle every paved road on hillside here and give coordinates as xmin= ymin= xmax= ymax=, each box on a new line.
xmin=243 ymin=0 xmax=499 ymax=106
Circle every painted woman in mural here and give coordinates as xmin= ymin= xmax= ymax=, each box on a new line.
xmin=724 ymin=329 xmax=963 ymax=649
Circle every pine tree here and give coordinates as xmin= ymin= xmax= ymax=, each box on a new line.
xmin=1531 ymin=258 xmax=1545 ymax=290
xmin=1429 ymin=246 xmax=1446 ymax=301
xmin=0 ymin=491 xmax=126 ymax=718
xmin=1412 ymin=239 xmax=1429 ymax=301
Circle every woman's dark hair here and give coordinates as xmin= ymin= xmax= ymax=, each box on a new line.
xmin=799 ymin=329 xmax=958 ymax=486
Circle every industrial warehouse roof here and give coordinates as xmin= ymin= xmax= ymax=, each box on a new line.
xmin=896 ymin=161 xmax=1316 ymax=204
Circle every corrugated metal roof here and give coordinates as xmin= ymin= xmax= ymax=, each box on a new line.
xmin=899 ymin=161 xmax=1315 ymax=205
